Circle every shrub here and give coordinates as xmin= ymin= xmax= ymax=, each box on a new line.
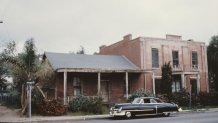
xmin=36 ymin=99 xmax=67 ymax=116
xmin=158 ymin=89 xmax=200 ymax=107
xmin=170 ymin=89 xmax=190 ymax=106
xmin=127 ymin=89 xmax=154 ymax=102
xmin=199 ymin=91 xmax=218 ymax=106
xmin=69 ymin=95 xmax=103 ymax=114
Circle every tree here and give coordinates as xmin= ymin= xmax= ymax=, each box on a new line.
xmin=161 ymin=61 xmax=173 ymax=95
xmin=0 ymin=65 xmax=7 ymax=89
xmin=0 ymin=39 xmax=40 ymax=115
xmin=0 ymin=41 xmax=16 ymax=90
xmin=207 ymin=35 xmax=218 ymax=91
xmin=76 ymin=46 xmax=85 ymax=54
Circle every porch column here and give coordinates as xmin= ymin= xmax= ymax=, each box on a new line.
xmin=181 ymin=73 xmax=186 ymax=89
xmin=98 ymin=72 xmax=101 ymax=97
xmin=197 ymin=73 xmax=200 ymax=93
xmin=63 ymin=71 xmax=67 ymax=105
xmin=144 ymin=73 xmax=147 ymax=90
xmin=152 ymin=72 xmax=155 ymax=95
xmin=125 ymin=72 xmax=129 ymax=99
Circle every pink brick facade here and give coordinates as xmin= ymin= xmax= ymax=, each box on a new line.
xmin=100 ymin=34 xmax=209 ymax=94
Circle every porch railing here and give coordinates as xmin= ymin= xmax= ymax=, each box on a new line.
xmin=172 ymin=64 xmax=199 ymax=72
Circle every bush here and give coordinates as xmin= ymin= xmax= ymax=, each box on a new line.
xmin=199 ymin=91 xmax=218 ymax=106
xmin=127 ymin=89 xmax=154 ymax=102
xmin=170 ymin=89 xmax=190 ymax=106
xmin=69 ymin=95 xmax=103 ymax=114
xmin=36 ymin=99 xmax=67 ymax=116
xmin=158 ymin=89 xmax=200 ymax=107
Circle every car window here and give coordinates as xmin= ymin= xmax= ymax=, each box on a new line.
xmin=154 ymin=98 xmax=163 ymax=103
xmin=150 ymin=99 xmax=157 ymax=103
xmin=144 ymin=99 xmax=150 ymax=103
xmin=132 ymin=98 xmax=141 ymax=104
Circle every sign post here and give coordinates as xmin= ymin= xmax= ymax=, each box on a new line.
xmin=27 ymin=81 xmax=34 ymax=118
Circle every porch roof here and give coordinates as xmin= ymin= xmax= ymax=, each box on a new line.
xmin=44 ymin=52 xmax=144 ymax=73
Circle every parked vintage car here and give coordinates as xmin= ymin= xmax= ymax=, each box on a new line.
xmin=110 ymin=97 xmax=179 ymax=118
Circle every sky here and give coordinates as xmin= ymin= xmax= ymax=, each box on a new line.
xmin=0 ymin=0 xmax=218 ymax=54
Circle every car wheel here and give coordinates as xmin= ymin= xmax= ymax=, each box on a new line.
xmin=125 ymin=111 xmax=132 ymax=118
xmin=163 ymin=112 xmax=170 ymax=117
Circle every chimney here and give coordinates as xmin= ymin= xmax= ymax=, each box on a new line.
xmin=166 ymin=34 xmax=182 ymax=40
xmin=99 ymin=45 xmax=106 ymax=50
xmin=123 ymin=34 xmax=132 ymax=41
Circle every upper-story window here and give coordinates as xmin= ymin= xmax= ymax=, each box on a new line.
xmin=152 ymin=48 xmax=159 ymax=68
xmin=73 ymin=77 xmax=82 ymax=96
xmin=192 ymin=51 xmax=198 ymax=68
xmin=172 ymin=51 xmax=179 ymax=67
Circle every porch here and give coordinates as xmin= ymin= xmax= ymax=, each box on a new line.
xmin=55 ymin=69 xmax=145 ymax=105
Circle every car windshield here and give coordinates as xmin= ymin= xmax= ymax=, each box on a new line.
xmin=132 ymin=98 xmax=141 ymax=104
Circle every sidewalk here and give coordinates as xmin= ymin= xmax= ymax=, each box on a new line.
xmin=0 ymin=114 xmax=109 ymax=123
xmin=1 ymin=106 xmax=218 ymax=122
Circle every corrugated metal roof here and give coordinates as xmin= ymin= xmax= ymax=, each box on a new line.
xmin=44 ymin=52 xmax=140 ymax=71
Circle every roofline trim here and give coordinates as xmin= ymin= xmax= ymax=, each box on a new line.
xmin=56 ymin=68 xmax=151 ymax=73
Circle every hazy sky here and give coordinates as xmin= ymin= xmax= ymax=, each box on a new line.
xmin=0 ymin=0 xmax=218 ymax=54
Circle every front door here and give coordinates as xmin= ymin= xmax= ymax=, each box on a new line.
xmin=190 ymin=79 xmax=197 ymax=95
xmin=101 ymin=80 xmax=109 ymax=102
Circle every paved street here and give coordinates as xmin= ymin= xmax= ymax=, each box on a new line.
xmin=33 ymin=111 xmax=218 ymax=123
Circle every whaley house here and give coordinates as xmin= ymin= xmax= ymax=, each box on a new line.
xmin=43 ymin=34 xmax=209 ymax=105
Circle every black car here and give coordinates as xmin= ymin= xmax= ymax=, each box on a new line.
xmin=110 ymin=97 xmax=179 ymax=118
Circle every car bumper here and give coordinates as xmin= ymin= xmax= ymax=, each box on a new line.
xmin=110 ymin=110 xmax=126 ymax=117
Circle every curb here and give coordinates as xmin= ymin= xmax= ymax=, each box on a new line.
xmin=1 ymin=108 xmax=218 ymax=122
xmin=179 ymin=108 xmax=218 ymax=113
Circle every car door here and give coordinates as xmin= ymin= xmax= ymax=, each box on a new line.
xmin=140 ymin=98 xmax=156 ymax=115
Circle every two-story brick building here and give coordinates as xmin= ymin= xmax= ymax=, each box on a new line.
xmin=43 ymin=34 xmax=209 ymax=104
xmin=100 ymin=34 xmax=209 ymax=95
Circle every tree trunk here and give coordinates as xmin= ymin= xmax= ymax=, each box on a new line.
xmin=35 ymin=85 xmax=46 ymax=99
xmin=21 ymin=84 xmax=24 ymax=109
xmin=20 ymin=83 xmax=27 ymax=116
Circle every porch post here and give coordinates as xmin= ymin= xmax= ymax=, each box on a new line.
xmin=197 ymin=73 xmax=200 ymax=93
xmin=64 ymin=71 xmax=67 ymax=105
xmin=152 ymin=72 xmax=155 ymax=95
xmin=98 ymin=72 xmax=101 ymax=97
xmin=181 ymin=73 xmax=186 ymax=89
xmin=144 ymin=73 xmax=146 ymax=90
xmin=125 ymin=72 xmax=129 ymax=99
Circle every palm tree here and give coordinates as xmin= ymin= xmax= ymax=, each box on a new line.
xmin=0 ymin=39 xmax=41 ymax=115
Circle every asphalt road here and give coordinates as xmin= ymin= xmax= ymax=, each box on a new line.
xmin=34 ymin=111 xmax=218 ymax=123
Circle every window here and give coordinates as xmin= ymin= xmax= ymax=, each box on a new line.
xmin=152 ymin=48 xmax=159 ymax=68
xmin=172 ymin=81 xmax=181 ymax=92
xmin=73 ymin=77 xmax=81 ymax=96
xmin=172 ymin=51 xmax=179 ymax=67
xmin=172 ymin=75 xmax=181 ymax=93
xmin=192 ymin=51 xmax=198 ymax=68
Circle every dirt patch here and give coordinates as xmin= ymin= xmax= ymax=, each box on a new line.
xmin=0 ymin=105 xmax=20 ymax=118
